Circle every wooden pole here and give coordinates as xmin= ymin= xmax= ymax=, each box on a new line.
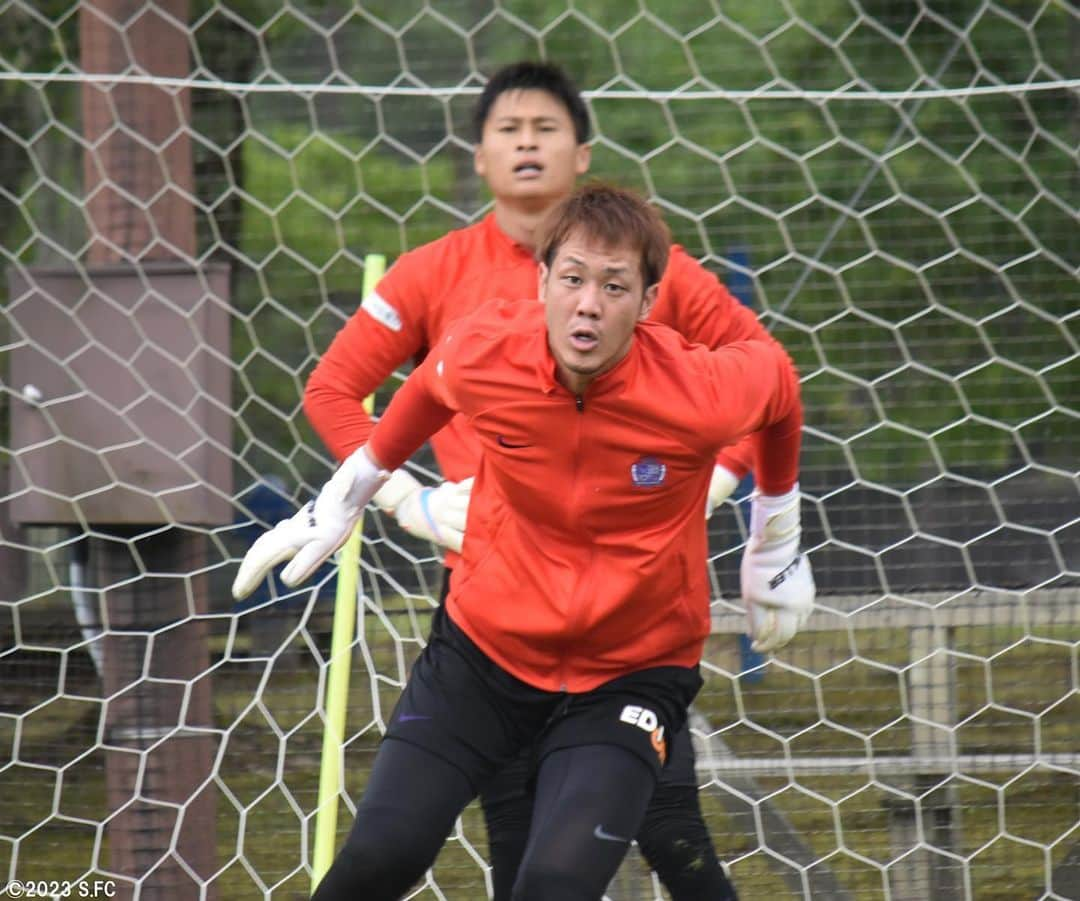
xmin=80 ymin=3 xmax=216 ymax=897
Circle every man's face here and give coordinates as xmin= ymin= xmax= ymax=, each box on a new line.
xmin=474 ymin=89 xmax=590 ymax=204
xmin=539 ymin=228 xmax=657 ymax=394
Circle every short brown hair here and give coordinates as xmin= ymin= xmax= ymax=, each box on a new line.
xmin=537 ymin=182 xmax=671 ymax=288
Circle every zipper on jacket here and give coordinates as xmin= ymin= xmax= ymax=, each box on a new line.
xmin=561 ymin=391 xmax=593 ymax=689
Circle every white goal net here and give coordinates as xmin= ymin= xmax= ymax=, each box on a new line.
xmin=0 ymin=2 xmax=1077 ymax=900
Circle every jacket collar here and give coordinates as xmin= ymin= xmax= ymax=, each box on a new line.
xmin=537 ymin=325 xmax=642 ymax=401
xmin=482 ymin=212 xmax=535 ymax=262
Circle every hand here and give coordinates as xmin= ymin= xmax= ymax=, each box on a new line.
xmin=396 ymin=478 xmax=473 ymax=553
xmin=740 ymin=486 xmax=815 ymax=653
xmin=232 ymin=448 xmax=389 ymax=600
xmin=705 ymin=463 xmax=739 ymax=518
xmin=373 ymin=470 xmax=473 ymax=553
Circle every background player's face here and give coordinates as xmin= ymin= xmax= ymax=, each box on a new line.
xmin=539 ymin=227 xmax=657 ymax=394
xmin=474 ymin=89 xmax=590 ymax=206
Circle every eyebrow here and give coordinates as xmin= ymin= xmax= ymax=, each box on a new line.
xmin=494 ymin=115 xmax=562 ymax=125
xmin=561 ymin=256 xmax=630 ymax=277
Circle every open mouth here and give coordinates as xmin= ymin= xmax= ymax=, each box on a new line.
xmin=569 ymin=327 xmax=599 ymax=352
xmin=514 ymin=161 xmax=543 ymax=178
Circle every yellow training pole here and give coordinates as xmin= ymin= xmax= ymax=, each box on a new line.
xmin=311 ymin=253 xmax=386 ymax=892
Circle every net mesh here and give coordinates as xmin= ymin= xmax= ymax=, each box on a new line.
xmin=0 ymin=2 xmax=1077 ymax=899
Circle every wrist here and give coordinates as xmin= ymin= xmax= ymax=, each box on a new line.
xmin=750 ymin=483 xmax=800 ymax=543
xmin=415 ymin=485 xmax=443 ymax=543
xmin=359 ymin=445 xmax=388 ymax=473
xmin=754 ymin=483 xmax=799 ymax=513
xmin=336 ymin=445 xmax=390 ymax=509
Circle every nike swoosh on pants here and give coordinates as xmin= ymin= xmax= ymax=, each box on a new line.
xmin=593 ymin=824 xmax=630 ymax=843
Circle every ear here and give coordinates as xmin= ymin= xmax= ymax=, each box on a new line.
xmin=537 ymin=262 xmax=549 ymax=303
xmin=474 ymin=143 xmax=487 ymax=178
xmin=575 ymin=142 xmax=591 ymax=177
xmin=639 ymin=284 xmax=658 ymax=320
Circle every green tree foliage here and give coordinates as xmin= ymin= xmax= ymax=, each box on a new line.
xmin=229 ymin=124 xmax=455 ymax=485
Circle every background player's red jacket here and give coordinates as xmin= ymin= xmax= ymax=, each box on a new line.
xmin=368 ymin=299 xmax=802 ymax=692
xmin=304 ymin=215 xmax=765 ymax=562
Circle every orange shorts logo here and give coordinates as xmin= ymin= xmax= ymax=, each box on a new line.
xmin=650 ymin=726 xmax=667 ymax=765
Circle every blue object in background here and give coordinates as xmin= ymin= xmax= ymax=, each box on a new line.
xmin=738 ymin=634 xmax=766 ymax=684
xmin=726 ymin=245 xmax=754 ymax=308
xmin=728 ymin=247 xmax=767 ymax=683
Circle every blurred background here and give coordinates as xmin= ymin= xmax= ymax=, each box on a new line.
xmin=0 ymin=1 xmax=1076 ymax=899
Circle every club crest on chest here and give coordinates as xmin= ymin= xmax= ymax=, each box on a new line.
xmin=630 ymin=456 xmax=666 ymax=488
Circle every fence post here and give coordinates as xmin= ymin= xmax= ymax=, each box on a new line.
xmin=892 ymin=624 xmax=959 ymax=900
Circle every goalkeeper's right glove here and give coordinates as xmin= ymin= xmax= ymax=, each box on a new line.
xmin=231 ymin=446 xmax=389 ymax=600
xmin=739 ymin=485 xmax=815 ymax=653
xmin=373 ymin=470 xmax=472 ymax=554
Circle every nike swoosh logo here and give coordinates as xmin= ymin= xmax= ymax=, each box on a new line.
xmin=593 ymin=824 xmax=630 ymax=843
xmin=496 ymin=435 xmax=532 ymax=449
xmin=398 ymin=713 xmax=431 ymax=723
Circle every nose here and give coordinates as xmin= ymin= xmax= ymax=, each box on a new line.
xmin=517 ymin=125 xmax=539 ymax=150
xmin=575 ymin=282 xmax=602 ymax=319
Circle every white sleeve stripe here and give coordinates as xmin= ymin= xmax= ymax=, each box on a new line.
xmin=361 ymin=291 xmax=403 ymax=332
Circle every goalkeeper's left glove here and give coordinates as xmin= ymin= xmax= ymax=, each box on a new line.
xmin=231 ymin=447 xmax=389 ymax=600
xmin=740 ymin=485 xmax=815 ymax=653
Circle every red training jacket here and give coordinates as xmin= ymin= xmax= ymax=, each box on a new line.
xmin=305 ymin=214 xmax=765 ymax=562
xmin=368 ymin=299 xmax=802 ymax=692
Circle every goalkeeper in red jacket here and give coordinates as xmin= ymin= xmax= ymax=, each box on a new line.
xmin=234 ymin=183 xmax=815 ymax=900
xmin=302 ymin=60 xmax=798 ymax=901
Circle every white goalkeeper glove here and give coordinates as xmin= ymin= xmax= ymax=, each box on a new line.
xmin=705 ymin=463 xmax=740 ymax=518
xmin=373 ymin=470 xmax=473 ymax=554
xmin=740 ymin=485 xmax=815 ymax=653
xmin=231 ymin=447 xmax=389 ymax=600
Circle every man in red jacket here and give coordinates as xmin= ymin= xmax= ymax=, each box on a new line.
xmin=302 ymin=61 xmax=794 ymax=901
xmin=234 ymin=183 xmax=814 ymax=901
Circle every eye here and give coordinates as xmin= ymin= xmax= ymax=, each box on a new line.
xmin=561 ymin=274 xmax=583 ymax=286
xmin=604 ymin=282 xmax=628 ymax=295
